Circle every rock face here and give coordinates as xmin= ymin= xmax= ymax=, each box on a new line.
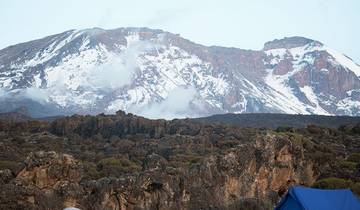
xmin=0 ymin=138 xmax=316 ymax=210
xmin=0 ymin=28 xmax=360 ymax=118
xmin=0 ymin=152 xmax=84 ymax=210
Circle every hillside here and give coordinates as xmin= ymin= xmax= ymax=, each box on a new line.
xmin=0 ymin=111 xmax=360 ymax=209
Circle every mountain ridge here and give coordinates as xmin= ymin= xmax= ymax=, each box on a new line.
xmin=0 ymin=27 xmax=360 ymax=118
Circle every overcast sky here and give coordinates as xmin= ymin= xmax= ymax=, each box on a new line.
xmin=1 ymin=0 xmax=359 ymax=63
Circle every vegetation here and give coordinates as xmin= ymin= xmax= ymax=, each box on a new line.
xmin=0 ymin=160 xmax=18 ymax=171
xmin=0 ymin=111 xmax=360 ymax=208
xmin=96 ymin=156 xmax=142 ymax=177
xmin=313 ymin=178 xmax=360 ymax=195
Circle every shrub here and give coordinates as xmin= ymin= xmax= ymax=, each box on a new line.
xmin=0 ymin=160 xmax=18 ymax=171
xmin=351 ymin=182 xmax=360 ymax=196
xmin=307 ymin=124 xmax=323 ymax=135
xmin=313 ymin=178 xmax=360 ymax=197
xmin=227 ymin=198 xmax=272 ymax=210
xmin=82 ymin=161 xmax=101 ymax=180
xmin=351 ymin=123 xmax=360 ymax=135
xmin=97 ymin=157 xmax=141 ymax=177
xmin=347 ymin=153 xmax=360 ymax=163
xmin=313 ymin=177 xmax=352 ymax=189
xmin=339 ymin=161 xmax=357 ymax=170
xmin=276 ymin=126 xmax=294 ymax=133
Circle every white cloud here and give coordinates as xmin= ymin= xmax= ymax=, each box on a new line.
xmin=129 ymin=86 xmax=204 ymax=119
xmin=0 ymin=87 xmax=49 ymax=104
xmin=0 ymin=88 xmax=5 ymax=98
xmin=20 ymin=87 xmax=49 ymax=104
xmin=89 ymin=37 xmax=158 ymax=89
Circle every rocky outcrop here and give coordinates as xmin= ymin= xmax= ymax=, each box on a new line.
xmin=0 ymin=113 xmax=359 ymax=209
xmin=0 ymin=152 xmax=83 ymax=210
xmin=0 ymin=135 xmax=317 ymax=210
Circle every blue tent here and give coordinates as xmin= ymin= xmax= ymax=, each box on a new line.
xmin=275 ymin=186 xmax=360 ymax=210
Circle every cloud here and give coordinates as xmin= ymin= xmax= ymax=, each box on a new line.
xmin=0 ymin=87 xmax=49 ymax=104
xmin=20 ymin=87 xmax=49 ymax=104
xmin=0 ymin=88 xmax=14 ymax=99
xmin=89 ymin=37 xmax=158 ymax=89
xmin=129 ymin=86 xmax=204 ymax=120
xmin=89 ymin=58 xmax=134 ymax=89
xmin=0 ymin=88 xmax=5 ymax=98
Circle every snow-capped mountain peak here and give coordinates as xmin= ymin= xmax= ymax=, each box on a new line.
xmin=0 ymin=28 xmax=359 ymax=118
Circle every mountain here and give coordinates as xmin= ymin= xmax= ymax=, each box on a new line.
xmin=1 ymin=27 xmax=360 ymax=118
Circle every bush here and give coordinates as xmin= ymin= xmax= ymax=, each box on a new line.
xmin=226 ymin=198 xmax=272 ymax=210
xmin=307 ymin=124 xmax=323 ymax=135
xmin=313 ymin=178 xmax=360 ymax=197
xmin=307 ymin=151 xmax=334 ymax=165
xmin=351 ymin=182 xmax=360 ymax=196
xmin=97 ymin=157 xmax=141 ymax=177
xmin=352 ymin=123 xmax=360 ymax=135
xmin=276 ymin=126 xmax=294 ymax=133
xmin=313 ymin=177 xmax=352 ymax=189
xmin=82 ymin=161 xmax=101 ymax=180
xmin=338 ymin=125 xmax=353 ymax=134
xmin=347 ymin=153 xmax=360 ymax=163
xmin=0 ymin=160 xmax=18 ymax=171
xmin=339 ymin=161 xmax=357 ymax=171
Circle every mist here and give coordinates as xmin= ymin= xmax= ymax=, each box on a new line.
xmin=21 ymin=87 xmax=49 ymax=104
xmin=89 ymin=37 xmax=158 ymax=89
xmin=0 ymin=87 xmax=49 ymax=104
xmin=130 ymin=86 xmax=203 ymax=120
xmin=0 ymin=88 xmax=5 ymax=98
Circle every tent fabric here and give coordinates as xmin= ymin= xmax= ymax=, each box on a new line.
xmin=279 ymin=195 xmax=303 ymax=210
xmin=275 ymin=186 xmax=360 ymax=210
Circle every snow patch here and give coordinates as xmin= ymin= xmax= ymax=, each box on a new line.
xmin=299 ymin=86 xmax=330 ymax=115
xmin=325 ymin=47 xmax=360 ymax=77
xmin=337 ymin=97 xmax=360 ymax=115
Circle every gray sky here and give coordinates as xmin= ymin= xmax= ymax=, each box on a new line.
xmin=1 ymin=0 xmax=360 ymax=63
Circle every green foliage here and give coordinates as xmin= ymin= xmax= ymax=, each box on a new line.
xmin=313 ymin=177 xmax=360 ymax=196
xmin=97 ymin=157 xmax=141 ymax=177
xmin=338 ymin=125 xmax=350 ymax=133
xmin=307 ymin=124 xmax=324 ymax=134
xmin=347 ymin=153 xmax=360 ymax=163
xmin=308 ymin=151 xmax=334 ymax=165
xmin=339 ymin=161 xmax=357 ymax=171
xmin=2 ymin=112 xmax=360 ymax=207
xmin=313 ymin=177 xmax=352 ymax=189
xmin=0 ymin=160 xmax=18 ymax=171
xmin=351 ymin=123 xmax=360 ymax=135
xmin=275 ymin=126 xmax=294 ymax=133
xmin=226 ymin=198 xmax=272 ymax=210
xmin=168 ymin=153 xmax=203 ymax=169
xmin=276 ymin=131 xmax=314 ymax=150
xmin=82 ymin=161 xmax=101 ymax=180
xmin=352 ymin=182 xmax=360 ymax=196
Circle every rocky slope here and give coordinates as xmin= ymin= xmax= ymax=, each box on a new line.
xmin=1 ymin=112 xmax=360 ymax=209
xmin=0 ymin=28 xmax=360 ymax=118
